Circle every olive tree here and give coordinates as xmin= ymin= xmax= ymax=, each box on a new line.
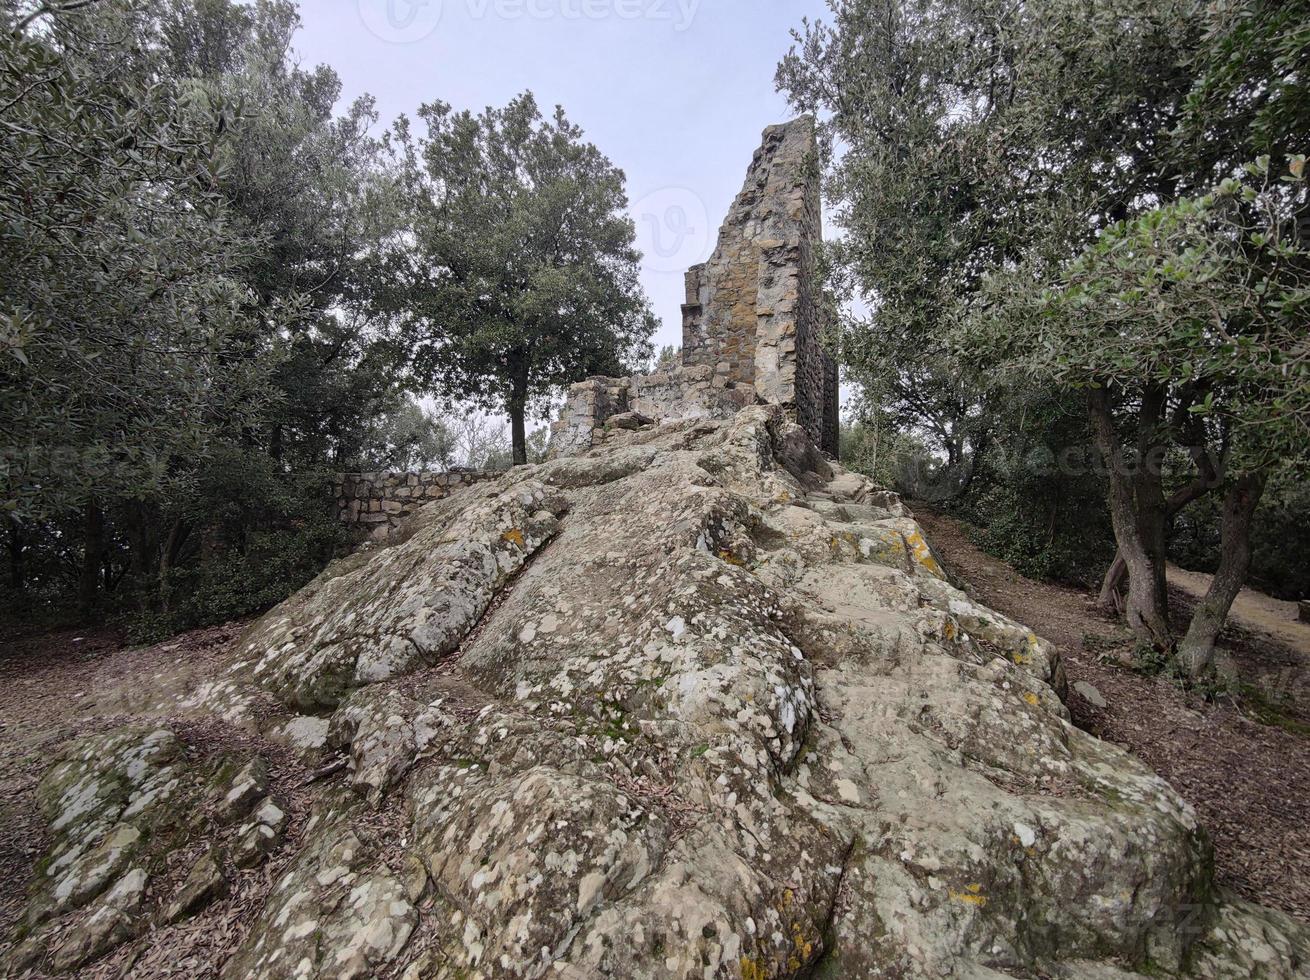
xmin=962 ymin=161 xmax=1309 ymax=675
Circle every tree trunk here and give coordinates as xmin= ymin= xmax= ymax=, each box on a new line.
xmin=78 ymin=500 xmax=104 ymax=621
xmin=1132 ymin=384 xmax=1171 ymax=632
xmin=6 ymin=518 xmax=22 ymax=591
xmin=1098 ymin=553 xmax=1127 ymax=612
xmin=1096 ymin=443 xmax=1223 ymax=614
xmin=159 ymin=518 xmax=189 ymax=614
xmin=510 ymin=407 xmax=527 ymax=467
xmin=1177 ymin=473 xmax=1265 ymax=680
xmin=1087 ymin=388 xmax=1172 ymax=649
xmin=508 ymin=378 xmax=529 ymax=467
xmin=127 ymin=501 xmax=155 ymax=578
xmin=1121 ymin=545 xmax=1172 ymax=650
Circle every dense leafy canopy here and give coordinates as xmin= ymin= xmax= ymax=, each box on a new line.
xmin=385 ymin=92 xmax=656 ymax=464
xmin=1 ymin=0 xmax=274 ymax=521
xmin=780 ymin=0 xmax=1310 ymax=676
xmin=1 ymin=1 xmax=651 ymax=634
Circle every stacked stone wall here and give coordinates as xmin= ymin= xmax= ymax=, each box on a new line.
xmin=335 ymin=470 xmax=494 ymax=541
xmin=550 ymin=366 xmax=752 ymax=458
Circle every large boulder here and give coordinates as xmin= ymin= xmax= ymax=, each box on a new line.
xmin=7 ymin=407 xmax=1307 ymax=978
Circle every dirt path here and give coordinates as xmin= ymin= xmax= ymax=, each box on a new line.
xmin=914 ymin=505 xmax=1310 ymax=923
xmin=1169 ymin=563 xmax=1310 ymax=658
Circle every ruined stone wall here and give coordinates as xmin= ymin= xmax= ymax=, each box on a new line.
xmin=550 ymin=117 xmax=840 ymax=459
xmin=335 ymin=470 xmax=494 ymax=541
xmin=550 ymin=366 xmax=752 ymax=458
xmin=821 ymin=350 xmax=840 ymax=456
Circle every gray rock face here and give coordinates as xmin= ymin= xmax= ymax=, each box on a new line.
xmin=5 ymin=727 xmax=286 ymax=973
xmin=6 ymin=407 xmax=1307 ymax=977
xmin=231 ymin=479 xmax=568 ymax=711
xmin=221 ymin=792 xmax=418 ymax=980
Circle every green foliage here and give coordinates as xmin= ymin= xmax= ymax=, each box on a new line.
xmin=358 ymin=398 xmax=457 ymax=472
xmin=126 ymin=449 xmax=346 ymax=643
xmin=964 ymin=483 xmax=1115 ymax=587
xmin=0 ymin=0 xmax=279 ymax=521
xmin=652 ymin=345 xmax=681 ymax=371
xmin=1 ymin=0 xmax=410 ymax=633
xmin=965 ymin=164 xmax=1310 ymax=476
xmin=386 ymin=92 xmax=657 ymax=463
xmin=839 ymin=418 xmax=934 ymax=495
xmin=779 ymin=0 xmax=1310 ymax=618
xmin=778 ymin=0 xmax=1225 ymax=478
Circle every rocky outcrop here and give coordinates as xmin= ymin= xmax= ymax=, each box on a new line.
xmin=6 ymin=728 xmax=286 ymax=974
xmin=5 ymin=408 xmax=1307 ymax=977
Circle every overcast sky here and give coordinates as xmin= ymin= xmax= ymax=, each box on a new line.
xmin=294 ymin=0 xmax=833 ymax=355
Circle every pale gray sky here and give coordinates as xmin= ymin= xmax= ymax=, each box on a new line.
xmin=294 ymin=0 xmax=833 ymax=354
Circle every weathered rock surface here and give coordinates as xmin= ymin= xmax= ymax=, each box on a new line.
xmin=6 ymin=407 xmax=1307 ymax=977
xmin=222 ymin=794 xmax=417 ymax=980
xmin=5 ymin=726 xmax=288 ymax=973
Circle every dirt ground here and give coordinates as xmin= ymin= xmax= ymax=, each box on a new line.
xmin=914 ymin=505 xmax=1310 ymax=924
xmin=1169 ymin=563 xmax=1310 ymax=659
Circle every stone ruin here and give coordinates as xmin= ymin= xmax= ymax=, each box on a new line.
xmin=549 ymin=117 xmax=841 ymax=459
xmin=335 ymin=470 xmax=495 ymax=542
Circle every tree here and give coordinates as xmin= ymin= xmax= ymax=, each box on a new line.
xmin=652 ymin=344 xmax=680 ymax=371
xmin=2 ymin=0 xmax=411 ymax=630
xmin=157 ymin=0 xmax=410 ymax=474
xmin=962 ymin=162 xmax=1309 ymax=676
xmin=777 ymin=0 xmax=1310 ymax=669
xmin=387 ymin=92 xmax=656 ymax=465
xmin=0 ymin=0 xmax=277 ymax=615
xmin=360 ymin=398 xmax=457 ymax=471
xmin=778 ymin=0 xmax=1213 ymax=505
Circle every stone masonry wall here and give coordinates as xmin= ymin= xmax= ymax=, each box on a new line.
xmin=549 ymin=366 xmax=753 ymax=459
xmin=335 ymin=470 xmax=494 ymax=541
xmin=550 ymin=117 xmax=840 ymax=459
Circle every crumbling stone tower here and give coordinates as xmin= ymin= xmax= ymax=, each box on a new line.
xmin=550 ymin=117 xmax=840 ymax=458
